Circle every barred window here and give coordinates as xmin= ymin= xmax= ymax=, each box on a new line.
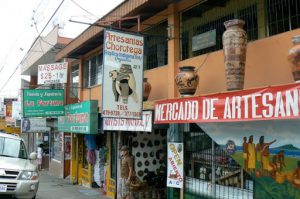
xmin=143 ymin=21 xmax=168 ymax=70
xmin=266 ymin=0 xmax=300 ymax=36
xmin=181 ymin=1 xmax=258 ymax=60
xmin=70 ymin=64 xmax=79 ymax=98
xmin=83 ymin=54 xmax=103 ymax=88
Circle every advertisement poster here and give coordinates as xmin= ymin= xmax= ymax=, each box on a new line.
xmin=155 ymin=83 xmax=300 ymax=124
xmin=103 ymin=111 xmax=152 ymax=132
xmin=200 ymin=120 xmax=300 ymax=198
xmin=167 ymin=142 xmax=184 ymax=188
xmin=12 ymin=101 xmax=21 ymax=120
xmin=21 ymin=118 xmax=50 ymax=133
xmin=102 ymin=29 xmax=144 ymax=119
xmin=38 ymin=62 xmax=68 ymax=84
xmin=23 ymin=89 xmax=64 ymax=117
xmin=58 ymin=100 xmax=98 ymax=134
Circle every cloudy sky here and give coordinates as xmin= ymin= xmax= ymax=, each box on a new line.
xmin=0 ymin=0 xmax=123 ymax=97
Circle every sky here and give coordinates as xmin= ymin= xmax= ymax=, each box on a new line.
xmin=0 ymin=0 xmax=123 ymax=98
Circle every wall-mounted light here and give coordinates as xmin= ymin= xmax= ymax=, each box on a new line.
xmin=167 ymin=24 xmax=175 ymax=40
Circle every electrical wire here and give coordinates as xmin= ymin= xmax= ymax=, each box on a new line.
xmin=0 ymin=0 xmax=66 ymax=94
xmin=70 ymin=0 xmax=98 ymax=19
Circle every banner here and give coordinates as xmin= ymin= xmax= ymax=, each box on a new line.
xmin=167 ymin=142 xmax=184 ymax=188
xmin=21 ymin=118 xmax=50 ymax=133
xmin=58 ymin=100 xmax=98 ymax=134
xmin=103 ymin=111 xmax=152 ymax=132
xmin=38 ymin=62 xmax=68 ymax=84
xmin=102 ymin=29 xmax=144 ymax=119
xmin=23 ymin=89 xmax=64 ymax=117
xmin=155 ymin=83 xmax=300 ymax=124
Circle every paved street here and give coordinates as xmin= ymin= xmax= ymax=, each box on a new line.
xmin=36 ymin=171 xmax=110 ymax=199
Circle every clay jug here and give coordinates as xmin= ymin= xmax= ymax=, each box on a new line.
xmin=143 ymin=78 xmax=151 ymax=101
xmin=222 ymin=19 xmax=247 ymax=91
xmin=288 ymin=35 xmax=300 ymax=82
xmin=175 ymin=66 xmax=199 ymax=96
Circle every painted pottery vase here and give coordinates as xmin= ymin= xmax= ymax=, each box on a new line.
xmin=288 ymin=35 xmax=300 ymax=82
xmin=222 ymin=19 xmax=247 ymax=91
xmin=143 ymin=78 xmax=151 ymax=101
xmin=175 ymin=66 xmax=199 ymax=96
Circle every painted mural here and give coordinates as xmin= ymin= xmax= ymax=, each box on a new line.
xmin=200 ymin=120 xmax=300 ymax=199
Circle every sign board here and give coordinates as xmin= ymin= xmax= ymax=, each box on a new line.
xmin=21 ymin=118 xmax=50 ymax=133
xmin=155 ymin=83 xmax=300 ymax=124
xmin=4 ymin=98 xmax=17 ymax=117
xmin=12 ymin=101 xmax=21 ymax=120
xmin=103 ymin=111 xmax=152 ymax=132
xmin=192 ymin=29 xmax=216 ymax=51
xmin=102 ymin=29 xmax=144 ymax=119
xmin=167 ymin=142 xmax=184 ymax=188
xmin=23 ymin=89 xmax=64 ymax=117
xmin=58 ymin=100 xmax=98 ymax=134
xmin=38 ymin=62 xmax=68 ymax=84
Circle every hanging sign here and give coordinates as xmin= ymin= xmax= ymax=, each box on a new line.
xmin=23 ymin=89 xmax=64 ymax=117
xmin=103 ymin=111 xmax=152 ymax=132
xmin=21 ymin=118 xmax=50 ymax=133
xmin=58 ymin=100 xmax=98 ymax=134
xmin=38 ymin=62 xmax=68 ymax=84
xmin=167 ymin=142 xmax=184 ymax=188
xmin=102 ymin=29 xmax=144 ymax=119
xmin=155 ymin=83 xmax=300 ymax=124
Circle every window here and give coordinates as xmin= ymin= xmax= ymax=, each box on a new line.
xmin=50 ymin=132 xmax=62 ymax=161
xmin=180 ymin=1 xmax=259 ymax=60
xmin=143 ymin=21 xmax=168 ymax=70
xmin=70 ymin=64 xmax=79 ymax=98
xmin=266 ymin=0 xmax=300 ymax=36
xmin=83 ymin=54 xmax=103 ymax=88
xmin=0 ymin=137 xmax=27 ymax=159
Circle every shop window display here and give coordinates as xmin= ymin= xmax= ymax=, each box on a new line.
xmin=50 ymin=132 xmax=62 ymax=162
xmin=120 ymin=130 xmax=168 ymax=199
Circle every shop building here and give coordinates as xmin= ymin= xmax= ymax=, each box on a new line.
xmin=55 ymin=0 xmax=300 ymax=198
xmin=20 ymin=26 xmax=72 ymax=178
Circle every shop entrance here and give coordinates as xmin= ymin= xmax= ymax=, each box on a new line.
xmin=184 ymin=124 xmax=254 ymax=199
xmin=119 ymin=130 xmax=168 ymax=199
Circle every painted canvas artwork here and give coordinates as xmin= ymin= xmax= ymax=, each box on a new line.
xmin=199 ymin=120 xmax=300 ymax=199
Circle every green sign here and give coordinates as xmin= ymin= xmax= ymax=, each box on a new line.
xmin=23 ymin=89 xmax=64 ymax=117
xmin=58 ymin=100 xmax=98 ymax=134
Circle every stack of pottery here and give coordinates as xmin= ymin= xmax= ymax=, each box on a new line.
xmin=175 ymin=66 xmax=199 ymax=96
xmin=288 ymin=35 xmax=300 ymax=82
xmin=222 ymin=19 xmax=247 ymax=91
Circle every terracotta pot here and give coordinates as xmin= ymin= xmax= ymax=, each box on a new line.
xmin=222 ymin=19 xmax=247 ymax=91
xmin=175 ymin=66 xmax=199 ymax=96
xmin=143 ymin=78 xmax=151 ymax=101
xmin=288 ymin=35 xmax=300 ymax=82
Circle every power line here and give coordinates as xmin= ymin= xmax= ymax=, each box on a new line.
xmin=0 ymin=0 xmax=66 ymax=93
xmin=70 ymin=0 xmax=98 ymax=19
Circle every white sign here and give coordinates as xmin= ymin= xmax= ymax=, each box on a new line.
xmin=12 ymin=101 xmax=21 ymax=120
xmin=103 ymin=111 xmax=152 ymax=132
xmin=38 ymin=62 xmax=68 ymax=84
xmin=102 ymin=30 xmax=144 ymax=119
xmin=21 ymin=118 xmax=50 ymax=133
xmin=167 ymin=142 xmax=184 ymax=188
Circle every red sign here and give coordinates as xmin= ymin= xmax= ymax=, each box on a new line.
xmin=155 ymin=83 xmax=300 ymax=124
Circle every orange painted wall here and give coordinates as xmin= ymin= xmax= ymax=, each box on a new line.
xmin=179 ymin=28 xmax=300 ymax=96
xmin=80 ymin=29 xmax=300 ymax=104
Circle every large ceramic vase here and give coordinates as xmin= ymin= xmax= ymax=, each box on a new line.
xmin=222 ymin=19 xmax=247 ymax=91
xmin=143 ymin=78 xmax=151 ymax=101
xmin=175 ymin=66 xmax=199 ymax=96
xmin=288 ymin=35 xmax=300 ymax=82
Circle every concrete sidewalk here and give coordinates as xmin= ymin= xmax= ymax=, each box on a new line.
xmin=36 ymin=171 xmax=110 ymax=199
